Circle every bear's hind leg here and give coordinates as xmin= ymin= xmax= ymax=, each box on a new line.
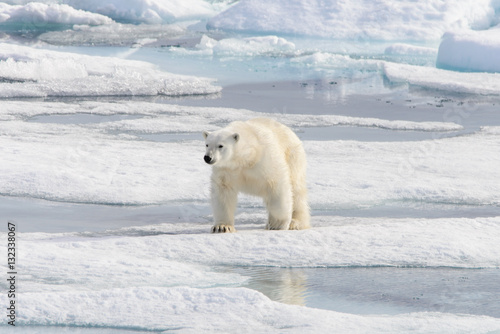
xmin=289 ymin=194 xmax=310 ymax=230
xmin=288 ymin=145 xmax=311 ymax=230
xmin=265 ymin=190 xmax=293 ymax=230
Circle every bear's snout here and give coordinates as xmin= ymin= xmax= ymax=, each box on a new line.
xmin=204 ymin=155 xmax=214 ymax=164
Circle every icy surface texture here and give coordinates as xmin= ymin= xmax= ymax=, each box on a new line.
xmin=208 ymin=0 xmax=496 ymax=40
xmin=437 ymin=26 xmax=500 ymax=73
xmin=0 ymin=43 xmax=221 ymax=97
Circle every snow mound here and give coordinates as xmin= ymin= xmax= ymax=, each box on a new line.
xmin=208 ymin=0 xmax=496 ymax=41
xmin=195 ymin=35 xmax=296 ymax=57
xmin=437 ymin=27 xmax=500 ymax=73
xmin=14 ymin=231 xmax=247 ymax=293
xmin=6 ymin=286 xmax=500 ymax=333
xmin=0 ymin=2 xmax=113 ymax=27
xmin=64 ymin=0 xmax=229 ymax=24
xmin=16 ymin=215 xmax=500 ymax=268
xmin=0 ymin=43 xmax=221 ymax=97
xmin=384 ymin=43 xmax=438 ymax=57
xmin=383 ymin=62 xmax=500 ymax=95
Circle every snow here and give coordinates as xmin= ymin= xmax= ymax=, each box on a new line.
xmin=437 ymin=26 xmax=500 ymax=73
xmin=383 ymin=62 xmax=500 ymax=95
xmin=195 ymin=34 xmax=297 ymax=57
xmin=1 ymin=216 xmax=500 ymax=331
xmin=0 ymin=2 xmax=113 ymax=26
xmin=0 ymin=100 xmax=463 ymax=131
xmin=3 ymin=287 xmax=499 ymax=333
xmin=2 ymin=0 xmax=231 ymax=24
xmin=64 ymin=0 xmax=230 ymax=24
xmin=384 ymin=44 xmax=438 ymax=57
xmin=0 ymin=43 xmax=221 ymax=97
xmin=13 ymin=216 xmax=500 ymax=270
xmin=2 ymin=101 xmax=487 ymax=207
xmin=208 ymin=0 xmax=496 ymax=40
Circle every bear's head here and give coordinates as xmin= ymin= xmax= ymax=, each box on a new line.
xmin=202 ymin=130 xmax=239 ymax=166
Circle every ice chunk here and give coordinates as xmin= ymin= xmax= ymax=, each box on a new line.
xmin=0 ymin=2 xmax=113 ymax=27
xmin=384 ymin=43 xmax=438 ymax=57
xmin=436 ymin=27 xmax=500 ymax=73
xmin=383 ymin=62 xmax=500 ymax=95
xmin=0 ymin=43 xmax=221 ymax=97
xmin=64 ymin=0 xmax=230 ymax=24
xmin=14 ymin=230 xmax=247 ymax=293
xmin=6 ymin=286 xmax=500 ymax=332
xmin=208 ymin=0 xmax=496 ymax=41
xmin=173 ymin=34 xmax=298 ymax=57
xmin=39 ymin=23 xmax=186 ymax=46
xmin=208 ymin=35 xmax=296 ymax=57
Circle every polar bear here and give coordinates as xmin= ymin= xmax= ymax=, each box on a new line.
xmin=203 ymin=118 xmax=310 ymax=233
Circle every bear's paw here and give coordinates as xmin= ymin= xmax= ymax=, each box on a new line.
xmin=211 ymin=224 xmax=236 ymax=233
xmin=289 ymin=219 xmax=310 ymax=230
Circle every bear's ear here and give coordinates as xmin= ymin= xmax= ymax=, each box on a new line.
xmin=232 ymin=133 xmax=239 ymax=142
xmin=203 ymin=131 xmax=210 ymax=139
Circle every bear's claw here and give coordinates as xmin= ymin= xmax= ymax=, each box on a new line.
xmin=211 ymin=224 xmax=236 ymax=233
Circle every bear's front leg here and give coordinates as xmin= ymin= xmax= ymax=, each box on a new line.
xmin=210 ymin=175 xmax=238 ymax=233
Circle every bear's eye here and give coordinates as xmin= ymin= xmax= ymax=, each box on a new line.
xmin=206 ymin=144 xmax=208 ymax=147
xmin=218 ymin=145 xmax=223 ymax=149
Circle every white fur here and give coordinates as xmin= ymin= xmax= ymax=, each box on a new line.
xmin=203 ymin=118 xmax=310 ymax=233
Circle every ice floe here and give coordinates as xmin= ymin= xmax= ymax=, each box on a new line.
xmin=0 ymin=100 xmax=463 ymax=131
xmin=437 ymin=26 xmax=500 ymax=73
xmin=0 ymin=43 xmax=221 ymax=97
xmin=64 ymin=0 xmax=231 ymax=24
xmin=383 ymin=62 xmax=500 ymax=95
xmin=3 ymin=286 xmax=500 ymax=333
xmin=195 ymin=35 xmax=297 ymax=57
xmin=0 ymin=2 xmax=113 ymax=27
xmin=1 ymin=214 xmax=499 ymax=330
xmin=208 ymin=0 xmax=496 ymax=40
xmin=0 ymin=102 xmax=498 ymax=209
xmin=384 ymin=43 xmax=438 ymax=57
xmin=2 ymin=0 xmax=231 ymax=25
xmin=14 ymin=215 xmax=500 ymax=269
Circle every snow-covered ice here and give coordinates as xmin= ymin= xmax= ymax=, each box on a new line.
xmin=208 ymin=0 xmax=496 ymax=40
xmin=195 ymin=34 xmax=297 ymax=57
xmin=437 ymin=26 xmax=500 ymax=73
xmin=1 ymin=216 xmax=500 ymax=331
xmin=64 ymin=0 xmax=232 ymax=24
xmin=0 ymin=43 xmax=221 ymax=97
xmin=1 ymin=0 xmax=232 ymax=25
xmin=4 ymin=287 xmax=500 ymax=333
xmin=383 ymin=62 xmax=500 ymax=95
xmin=3 ymin=101 xmax=494 ymax=207
xmin=0 ymin=2 xmax=113 ymax=26
xmin=384 ymin=43 xmax=438 ymax=57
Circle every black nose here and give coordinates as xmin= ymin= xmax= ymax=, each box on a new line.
xmin=204 ymin=155 xmax=212 ymax=164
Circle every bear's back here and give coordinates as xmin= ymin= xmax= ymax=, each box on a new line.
xmin=245 ymin=118 xmax=301 ymax=149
